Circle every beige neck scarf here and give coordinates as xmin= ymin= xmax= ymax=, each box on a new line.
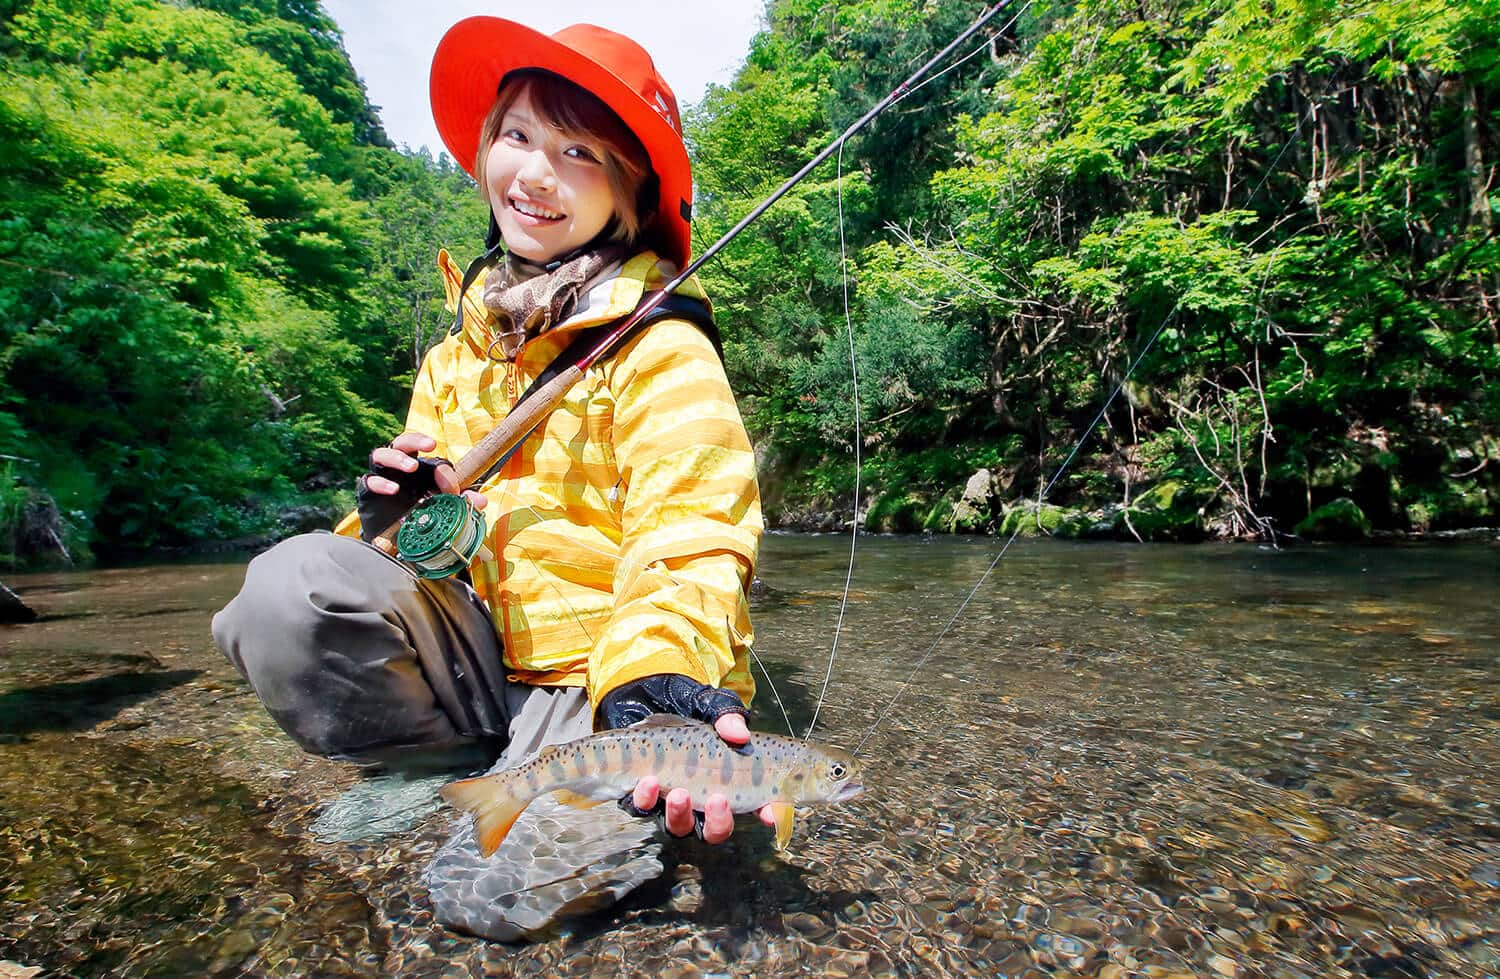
xmin=480 ymin=245 xmax=627 ymax=362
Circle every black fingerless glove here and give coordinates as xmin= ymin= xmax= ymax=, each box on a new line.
xmin=597 ymin=673 xmax=749 ymax=731
xmin=355 ymin=454 xmax=450 ymax=544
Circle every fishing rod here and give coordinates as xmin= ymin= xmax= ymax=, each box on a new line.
xmin=372 ymin=0 xmax=1022 ymax=566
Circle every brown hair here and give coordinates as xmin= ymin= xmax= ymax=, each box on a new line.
xmin=476 ymin=69 xmax=655 ymax=247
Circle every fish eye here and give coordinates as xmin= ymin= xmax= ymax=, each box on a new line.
xmin=830 ymin=762 xmax=846 ymax=779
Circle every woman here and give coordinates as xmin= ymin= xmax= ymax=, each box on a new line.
xmin=213 ymin=19 xmax=766 ymax=936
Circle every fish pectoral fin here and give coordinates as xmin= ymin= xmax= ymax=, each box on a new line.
xmin=767 ymin=801 xmax=795 ymax=850
xmin=440 ymin=774 xmax=530 ymax=858
xmin=551 ymin=789 xmax=612 ymax=810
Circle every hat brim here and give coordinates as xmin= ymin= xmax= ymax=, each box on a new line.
xmin=431 ymin=17 xmax=693 ymax=267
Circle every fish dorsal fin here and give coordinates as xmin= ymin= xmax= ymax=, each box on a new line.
xmin=634 ymin=713 xmax=701 ymax=729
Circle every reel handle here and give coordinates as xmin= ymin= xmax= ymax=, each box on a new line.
xmin=369 ymin=364 xmax=587 ymax=554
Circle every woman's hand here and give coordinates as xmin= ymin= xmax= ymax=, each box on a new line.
xmin=626 ymin=712 xmax=777 ymax=843
xmin=356 ymin=432 xmax=486 ymax=543
xmin=598 ymin=674 xmax=773 ymax=844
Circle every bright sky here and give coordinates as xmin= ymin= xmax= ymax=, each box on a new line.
xmin=324 ymin=1 xmax=766 ymax=158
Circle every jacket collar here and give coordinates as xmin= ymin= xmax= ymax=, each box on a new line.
xmin=439 ymin=248 xmax=710 ymax=357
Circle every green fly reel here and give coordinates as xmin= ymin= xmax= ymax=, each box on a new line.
xmin=395 ymin=493 xmax=487 ymax=579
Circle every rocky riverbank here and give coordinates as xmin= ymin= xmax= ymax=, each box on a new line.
xmin=765 ymin=466 xmax=1500 ymax=544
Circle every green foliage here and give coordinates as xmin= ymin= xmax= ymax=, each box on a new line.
xmin=353 ymin=148 xmax=491 ymax=401
xmin=795 ymin=301 xmax=989 ymax=448
xmin=0 ymin=0 xmax=462 ymax=560
xmin=695 ymin=0 xmax=1499 ymax=538
xmin=3 ymin=0 xmax=1497 ymax=557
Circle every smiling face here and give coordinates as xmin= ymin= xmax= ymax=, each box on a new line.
xmin=484 ymin=91 xmax=617 ymax=263
xmin=476 ymin=72 xmax=654 ymax=265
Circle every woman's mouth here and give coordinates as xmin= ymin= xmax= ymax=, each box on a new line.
xmin=510 ymin=197 xmax=564 ymax=222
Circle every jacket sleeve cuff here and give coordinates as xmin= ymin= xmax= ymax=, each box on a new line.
xmin=587 ymin=651 xmax=711 ymax=715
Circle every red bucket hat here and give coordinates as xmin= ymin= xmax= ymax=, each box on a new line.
xmin=430 ymin=19 xmax=694 ymax=267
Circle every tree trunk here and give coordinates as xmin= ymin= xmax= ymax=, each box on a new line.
xmin=1464 ymin=82 xmax=1492 ymax=231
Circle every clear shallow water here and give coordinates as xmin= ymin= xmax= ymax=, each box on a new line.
xmin=2 ymin=534 xmax=1497 ymax=976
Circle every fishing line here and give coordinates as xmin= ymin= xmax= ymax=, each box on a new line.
xmin=896 ymin=0 xmax=1034 ymax=103
xmin=804 ymin=0 xmax=1034 ymax=743
xmin=852 ymin=308 xmax=1178 ymax=757
xmin=804 ymin=139 xmax=861 ymax=744
xmin=838 ymin=55 xmax=1322 ymax=755
xmin=749 ymin=644 xmax=797 ymax=738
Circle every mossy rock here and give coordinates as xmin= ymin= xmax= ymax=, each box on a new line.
xmin=1080 ymin=505 xmax=1125 ymax=539
xmin=1130 ymin=479 xmax=1186 ymax=511
xmin=1404 ymin=500 xmax=1435 ymax=533
xmin=1123 ymin=480 xmax=1206 ymax=541
xmin=1294 ymin=497 xmax=1372 ymax=540
xmin=999 ymin=502 xmax=1076 ymax=537
xmin=866 ymin=492 xmax=924 ymax=533
xmin=944 ymin=469 xmax=998 ymax=533
xmin=944 ymin=497 xmax=993 ymax=534
xmin=921 ymin=494 xmax=967 ymax=533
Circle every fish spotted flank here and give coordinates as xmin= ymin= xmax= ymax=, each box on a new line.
xmin=440 ymin=714 xmax=863 ymax=856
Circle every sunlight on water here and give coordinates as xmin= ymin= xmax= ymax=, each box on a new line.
xmin=2 ymin=535 xmax=1497 ymax=975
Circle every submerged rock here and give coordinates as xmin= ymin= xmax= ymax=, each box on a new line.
xmin=0 ymin=962 xmax=43 ymax=979
xmin=0 ymin=580 xmax=37 ymax=624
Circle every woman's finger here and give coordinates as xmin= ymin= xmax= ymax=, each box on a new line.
xmin=463 ymin=490 xmax=489 ymax=510
xmin=364 ymin=474 xmax=402 ymax=496
xmin=388 ymin=431 xmax=437 ymax=454
xmin=632 ymin=775 xmax=660 ymax=813
xmin=714 ymin=712 xmax=750 ymax=746
xmin=370 ymin=446 xmax=419 ymax=472
xmin=663 ymin=787 xmax=694 ymax=836
xmin=701 ymin=794 xmax=733 ymax=844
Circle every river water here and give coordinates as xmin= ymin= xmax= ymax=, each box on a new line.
xmin=1 ymin=533 xmax=1497 ymax=977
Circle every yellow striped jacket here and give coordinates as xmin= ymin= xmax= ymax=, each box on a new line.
xmin=339 ymin=249 xmax=761 ymax=711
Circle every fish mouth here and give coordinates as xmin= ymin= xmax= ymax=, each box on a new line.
xmin=833 ymin=781 xmax=865 ymax=802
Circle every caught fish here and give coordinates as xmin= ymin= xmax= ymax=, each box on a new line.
xmin=440 ymin=714 xmax=863 ymax=856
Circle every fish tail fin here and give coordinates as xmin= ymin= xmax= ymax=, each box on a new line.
xmin=439 ymin=774 xmax=531 ymax=857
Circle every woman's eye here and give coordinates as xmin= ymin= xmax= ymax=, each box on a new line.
xmin=565 ymin=145 xmax=601 ymax=162
xmin=504 ymin=128 xmax=527 ymax=143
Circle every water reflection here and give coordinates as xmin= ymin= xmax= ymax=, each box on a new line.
xmin=1 ymin=670 xmax=201 ymax=738
xmin=1 ymin=535 xmax=1497 ymax=976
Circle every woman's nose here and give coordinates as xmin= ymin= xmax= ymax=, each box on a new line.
xmin=517 ymin=149 xmax=556 ymax=191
